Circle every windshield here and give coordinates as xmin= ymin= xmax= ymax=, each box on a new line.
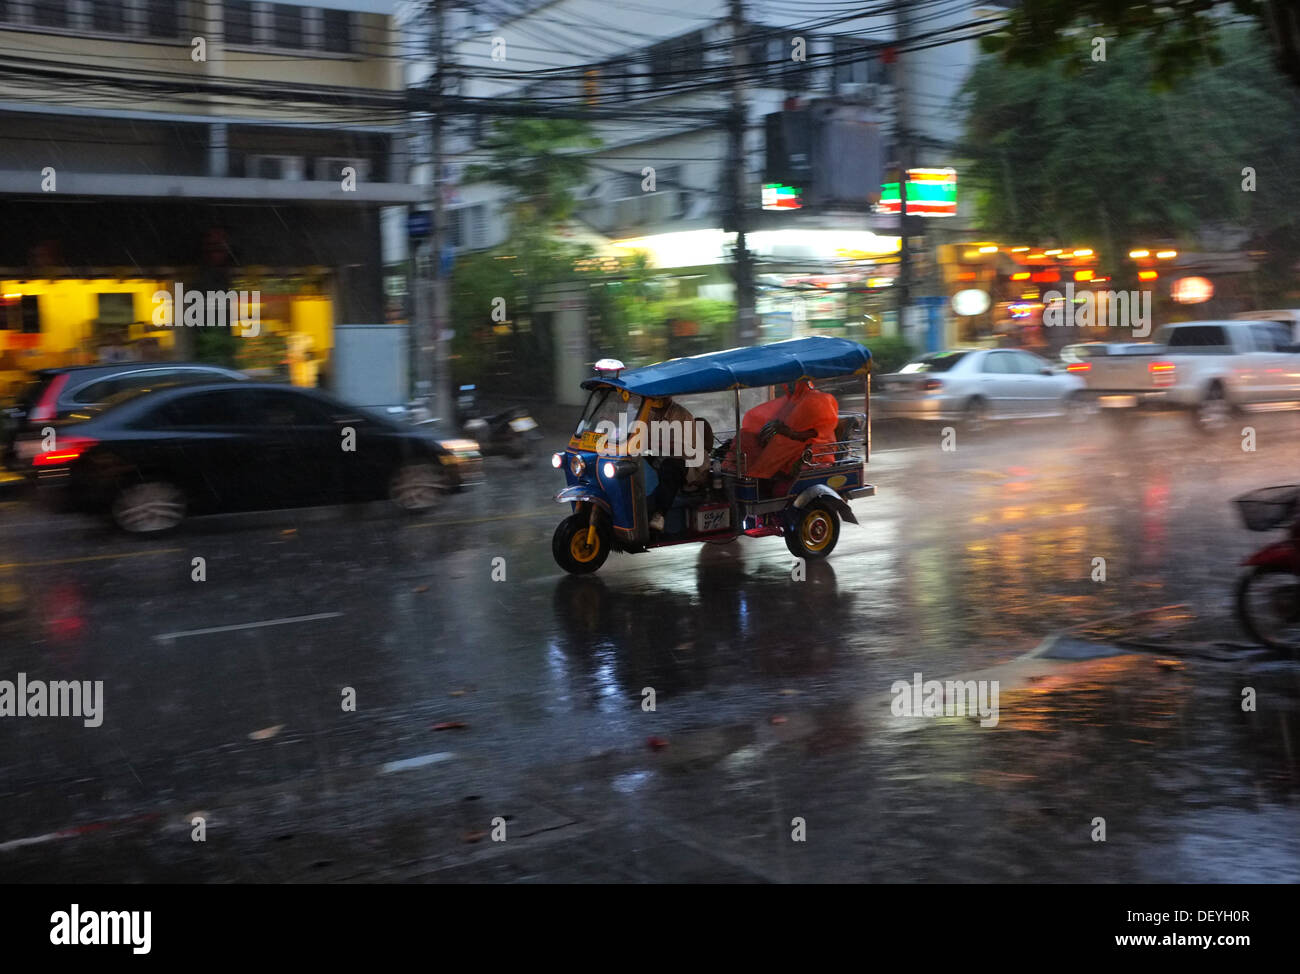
xmin=574 ymin=388 xmax=640 ymax=443
xmin=899 ymin=351 xmax=968 ymax=374
xmin=82 ymin=376 xmax=237 ymax=418
xmin=1154 ymin=324 xmax=1228 ymax=349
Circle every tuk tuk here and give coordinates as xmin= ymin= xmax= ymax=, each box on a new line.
xmin=550 ymin=336 xmax=875 ymax=574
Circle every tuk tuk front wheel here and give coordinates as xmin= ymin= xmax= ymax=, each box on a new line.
xmin=784 ymin=501 xmax=840 ymax=559
xmin=553 ymin=512 xmax=612 ymax=574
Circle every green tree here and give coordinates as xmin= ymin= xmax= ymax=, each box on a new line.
xmin=463 ymin=117 xmax=600 ymax=229
xmin=583 ymin=251 xmax=664 ymax=364
xmin=194 ymin=325 xmax=238 ymax=368
xmin=983 ymin=1 xmax=1300 ymax=92
xmin=454 ymin=117 xmax=601 ymax=394
xmin=961 ymin=28 xmax=1300 ymax=287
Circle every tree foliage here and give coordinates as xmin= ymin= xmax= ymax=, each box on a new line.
xmin=961 ymin=27 xmax=1300 ymax=278
xmin=462 ymin=117 xmax=600 ymax=230
xmin=452 ymin=116 xmax=601 ymax=393
xmin=982 ymin=0 xmax=1300 ymax=91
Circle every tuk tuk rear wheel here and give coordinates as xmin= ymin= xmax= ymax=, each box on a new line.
xmin=784 ymin=501 xmax=840 ymax=559
xmin=553 ymin=512 xmax=611 ymax=574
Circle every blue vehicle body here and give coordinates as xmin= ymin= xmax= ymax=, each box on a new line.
xmin=579 ymin=336 xmax=871 ymax=397
xmin=550 ymin=337 xmax=876 ymax=574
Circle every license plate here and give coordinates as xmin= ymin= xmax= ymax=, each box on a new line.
xmin=509 ymin=416 xmax=538 ymax=432
xmin=694 ymin=505 xmax=731 ymax=533
xmin=1099 ymin=395 xmax=1138 ymax=408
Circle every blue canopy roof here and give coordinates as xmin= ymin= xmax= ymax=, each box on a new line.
xmin=581 ymin=337 xmax=872 ymax=397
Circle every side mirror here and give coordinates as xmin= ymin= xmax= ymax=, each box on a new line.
xmin=1041 ymin=367 xmax=1055 ymax=375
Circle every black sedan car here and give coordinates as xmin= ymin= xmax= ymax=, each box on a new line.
xmin=3 ymin=362 xmax=246 ymax=469
xmin=26 ymin=382 xmax=483 ymax=532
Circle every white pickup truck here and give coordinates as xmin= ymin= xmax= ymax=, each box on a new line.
xmin=1072 ymin=319 xmax=1300 ymax=432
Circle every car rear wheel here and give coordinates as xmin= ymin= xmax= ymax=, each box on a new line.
xmin=390 ymin=461 xmax=448 ymax=512
xmin=111 ymin=481 xmax=186 ymax=533
xmin=1192 ymin=383 xmax=1230 ymax=434
xmin=963 ymin=396 xmax=989 ymax=433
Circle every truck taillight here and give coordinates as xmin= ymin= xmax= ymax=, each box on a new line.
xmin=1066 ymin=361 xmax=1091 ymax=373
xmin=32 ymin=436 xmax=98 ymax=467
xmin=1149 ymin=361 xmax=1176 ymax=387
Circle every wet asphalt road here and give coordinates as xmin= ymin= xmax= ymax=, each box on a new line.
xmin=1 ymin=410 xmax=1299 ymax=882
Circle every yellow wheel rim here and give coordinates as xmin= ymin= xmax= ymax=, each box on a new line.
xmin=570 ymin=530 xmax=601 ymax=563
xmin=801 ymin=510 xmax=833 ymax=552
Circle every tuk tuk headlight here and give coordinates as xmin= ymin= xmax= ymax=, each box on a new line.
xmin=551 ymin=452 xmax=564 ymax=469
xmin=569 ymin=454 xmax=586 ymax=477
xmin=601 ymin=459 xmax=637 ymax=480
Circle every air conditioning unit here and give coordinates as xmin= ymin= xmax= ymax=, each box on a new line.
xmin=643 ymin=190 xmax=679 ymax=223
xmin=247 ymin=154 xmax=305 ymax=180
xmin=316 ymin=157 xmax=371 ymax=182
xmin=839 ymin=82 xmax=881 ymax=103
xmin=611 ymin=191 xmax=679 ymax=229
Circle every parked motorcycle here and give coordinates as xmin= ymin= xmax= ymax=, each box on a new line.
xmin=1234 ymin=485 xmax=1300 ymax=654
xmin=456 ymin=384 xmax=543 ymax=463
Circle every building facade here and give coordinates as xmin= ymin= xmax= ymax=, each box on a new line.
xmin=0 ymin=0 xmax=419 ymax=387
xmin=418 ymin=0 xmax=1004 ymax=371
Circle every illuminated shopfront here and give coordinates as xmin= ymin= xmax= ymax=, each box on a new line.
xmin=0 ymin=270 xmax=336 ymax=386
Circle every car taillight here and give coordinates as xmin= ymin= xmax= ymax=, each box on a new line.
xmin=32 ymin=436 xmax=98 ymax=467
xmin=1066 ymin=361 xmax=1091 ymax=373
xmin=29 ymin=373 xmax=69 ymax=422
xmin=922 ymin=378 xmax=944 ymax=391
xmin=1149 ymin=361 xmax=1176 ymax=387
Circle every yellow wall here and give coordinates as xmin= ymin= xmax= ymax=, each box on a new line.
xmin=0 ymin=279 xmax=176 ymax=367
xmin=290 ymin=297 xmax=334 ymax=357
xmin=1 ymin=279 xmax=333 ymax=372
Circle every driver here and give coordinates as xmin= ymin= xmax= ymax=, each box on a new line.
xmin=646 ymin=398 xmax=709 ymax=532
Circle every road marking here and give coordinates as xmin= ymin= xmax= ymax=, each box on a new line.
xmin=0 ymin=830 xmax=69 ymax=852
xmin=0 ymin=813 xmax=160 ymax=853
xmin=155 ymin=611 xmax=343 ymax=642
xmin=378 ymin=751 xmax=457 ymax=775
xmin=0 ymin=547 xmax=182 ymax=570
xmin=409 ymin=509 xmax=555 ymax=529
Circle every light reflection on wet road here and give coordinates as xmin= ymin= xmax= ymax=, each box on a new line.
xmin=0 ymin=413 xmax=1297 ymax=881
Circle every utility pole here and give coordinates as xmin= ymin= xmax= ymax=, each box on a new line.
xmin=728 ymin=0 xmax=757 ymax=347
xmin=894 ymin=0 xmax=912 ymax=327
xmin=418 ymin=0 xmax=451 ymax=429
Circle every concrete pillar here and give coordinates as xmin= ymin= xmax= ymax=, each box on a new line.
xmin=542 ymin=282 xmax=589 ymax=406
xmin=208 ymin=122 xmax=228 ymax=178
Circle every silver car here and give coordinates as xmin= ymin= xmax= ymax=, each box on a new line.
xmin=874 ymin=348 xmax=1089 ymax=425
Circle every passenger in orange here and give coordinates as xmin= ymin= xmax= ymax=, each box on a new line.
xmin=733 ymin=378 xmax=840 ymax=480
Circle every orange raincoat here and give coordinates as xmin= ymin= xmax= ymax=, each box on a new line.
xmin=733 ymin=379 xmax=839 ymax=479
